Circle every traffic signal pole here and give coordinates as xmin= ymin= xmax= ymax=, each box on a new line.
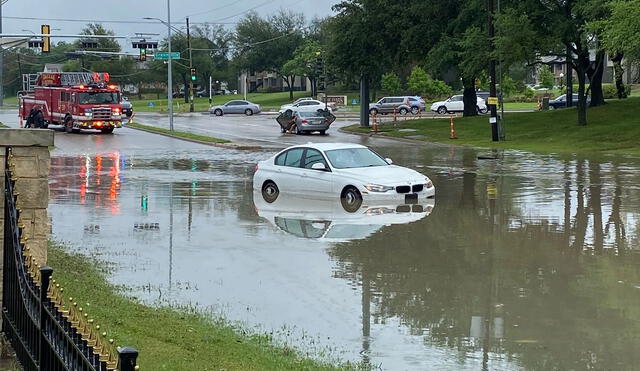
xmin=488 ymin=0 xmax=500 ymax=142
xmin=167 ymin=0 xmax=174 ymax=131
xmin=186 ymin=17 xmax=194 ymax=112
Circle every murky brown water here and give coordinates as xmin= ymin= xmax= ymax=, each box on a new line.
xmin=48 ymin=141 xmax=640 ymax=370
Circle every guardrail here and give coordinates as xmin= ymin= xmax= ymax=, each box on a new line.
xmin=3 ymin=147 xmax=139 ymax=371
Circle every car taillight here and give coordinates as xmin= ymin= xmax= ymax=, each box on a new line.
xmin=254 ymin=164 xmax=259 ymax=173
xmin=301 ymin=119 xmax=308 ymax=123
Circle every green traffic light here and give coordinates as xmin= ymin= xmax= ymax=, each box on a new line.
xmin=191 ymin=75 xmax=196 ymax=81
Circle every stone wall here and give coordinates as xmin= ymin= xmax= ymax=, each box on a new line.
xmin=0 ymin=129 xmax=54 ymax=330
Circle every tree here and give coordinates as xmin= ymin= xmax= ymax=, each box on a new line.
xmin=234 ymin=11 xmax=305 ymax=99
xmin=78 ymin=23 xmax=121 ymax=53
xmin=495 ymin=1 xmax=606 ymax=125
xmin=601 ymin=0 xmax=640 ymax=99
xmin=281 ymin=40 xmax=324 ymax=98
xmin=407 ymin=67 xmax=429 ymax=96
xmin=381 ymin=72 xmax=402 ymax=95
xmin=539 ymin=66 xmax=555 ymax=89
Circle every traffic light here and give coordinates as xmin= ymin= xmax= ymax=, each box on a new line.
xmin=81 ymin=40 xmax=98 ymax=48
xmin=41 ymin=24 xmax=50 ymax=53
xmin=139 ymin=47 xmax=147 ymax=61
xmin=190 ymin=68 xmax=196 ymax=81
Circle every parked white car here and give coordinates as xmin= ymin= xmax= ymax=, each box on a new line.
xmin=253 ymin=143 xmax=435 ymax=212
xmin=430 ymin=95 xmax=488 ymax=114
xmin=279 ymin=99 xmax=333 ymax=113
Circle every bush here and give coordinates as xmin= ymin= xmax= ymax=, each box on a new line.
xmin=381 ymin=72 xmax=402 ymax=95
xmin=539 ymin=66 xmax=555 ymax=89
xmin=407 ymin=66 xmax=452 ymax=100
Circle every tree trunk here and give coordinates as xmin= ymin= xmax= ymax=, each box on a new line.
xmin=611 ymin=52 xmax=627 ymax=99
xmin=462 ymin=77 xmax=477 ymax=117
xmin=137 ymin=82 xmax=142 ymax=100
xmin=587 ymin=51 xmax=605 ymax=107
xmin=576 ymin=68 xmax=587 ymax=126
xmin=183 ymin=79 xmax=189 ymax=104
xmin=284 ymin=76 xmax=295 ymax=100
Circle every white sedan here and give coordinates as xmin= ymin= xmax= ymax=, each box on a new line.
xmin=430 ymin=95 xmax=488 ymax=114
xmin=253 ymin=143 xmax=435 ymax=212
xmin=279 ymin=99 xmax=333 ymax=113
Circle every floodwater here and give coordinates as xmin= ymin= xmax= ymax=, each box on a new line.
xmin=47 ymin=135 xmax=640 ymax=370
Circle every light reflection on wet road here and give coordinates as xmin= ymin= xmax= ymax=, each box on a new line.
xmin=4 ymin=110 xmax=640 ymax=370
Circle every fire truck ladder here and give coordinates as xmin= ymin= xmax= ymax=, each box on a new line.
xmin=59 ymin=72 xmax=94 ymax=86
xmin=22 ymin=74 xmax=39 ymax=92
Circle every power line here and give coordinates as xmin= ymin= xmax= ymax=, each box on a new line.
xmin=3 ymin=15 xmax=239 ymax=25
xmin=210 ymin=0 xmax=272 ymax=22
xmin=183 ymin=0 xmax=250 ymax=19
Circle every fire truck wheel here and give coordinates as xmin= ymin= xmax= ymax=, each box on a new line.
xmin=64 ymin=117 xmax=74 ymax=133
xmin=101 ymin=128 xmax=114 ymax=134
xmin=34 ymin=112 xmax=45 ymax=128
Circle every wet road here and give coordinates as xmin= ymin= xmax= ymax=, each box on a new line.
xmin=3 ymin=110 xmax=640 ymax=370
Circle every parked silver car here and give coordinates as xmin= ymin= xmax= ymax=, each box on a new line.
xmin=276 ymin=109 xmax=336 ymax=135
xmin=369 ymin=96 xmax=420 ymax=115
xmin=210 ymin=100 xmax=261 ymax=116
xmin=120 ymin=96 xmax=133 ymax=117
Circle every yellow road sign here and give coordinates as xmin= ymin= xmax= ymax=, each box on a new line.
xmin=487 ymin=97 xmax=498 ymax=105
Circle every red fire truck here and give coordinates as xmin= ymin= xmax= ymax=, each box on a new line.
xmin=19 ymin=72 xmax=124 ymax=134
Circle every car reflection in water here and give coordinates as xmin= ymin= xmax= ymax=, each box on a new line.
xmin=254 ymin=192 xmax=435 ymax=242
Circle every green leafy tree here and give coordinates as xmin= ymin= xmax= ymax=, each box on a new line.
xmin=601 ymin=0 xmax=640 ymax=99
xmin=539 ymin=66 xmax=555 ymax=89
xmin=281 ymin=40 xmax=324 ymax=97
xmin=234 ymin=11 xmax=305 ymax=99
xmin=381 ymin=72 xmax=402 ymax=95
xmin=407 ymin=67 xmax=429 ymax=96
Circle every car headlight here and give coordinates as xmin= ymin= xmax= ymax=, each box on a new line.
xmin=425 ymin=180 xmax=433 ymax=188
xmin=364 ymin=184 xmax=394 ymax=192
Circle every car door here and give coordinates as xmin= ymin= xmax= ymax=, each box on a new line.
xmin=376 ymin=98 xmax=388 ymax=113
xmin=300 ymin=148 xmax=333 ymax=195
xmin=447 ymin=95 xmax=464 ymax=112
xmin=275 ymin=148 xmax=306 ymax=194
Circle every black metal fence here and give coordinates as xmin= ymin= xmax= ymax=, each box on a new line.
xmin=2 ymin=148 xmax=139 ymax=371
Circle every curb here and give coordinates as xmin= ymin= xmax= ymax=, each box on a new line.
xmin=338 ymin=127 xmax=452 ymax=147
xmin=124 ymin=125 xmax=264 ymax=151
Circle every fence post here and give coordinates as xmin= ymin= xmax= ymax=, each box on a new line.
xmin=39 ymin=266 xmax=53 ymax=369
xmin=118 ymin=346 xmax=139 ymax=371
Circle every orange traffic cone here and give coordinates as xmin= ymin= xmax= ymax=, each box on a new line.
xmin=449 ymin=116 xmax=457 ymax=139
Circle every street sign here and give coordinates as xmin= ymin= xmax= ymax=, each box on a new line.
xmin=154 ymin=52 xmax=180 ymax=60
xmin=487 ymin=97 xmax=498 ymax=105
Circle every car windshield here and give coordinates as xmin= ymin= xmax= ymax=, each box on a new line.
xmin=325 ymin=148 xmax=388 ymax=169
xmin=78 ymin=92 xmax=119 ymax=104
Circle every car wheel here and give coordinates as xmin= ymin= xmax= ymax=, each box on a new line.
xmin=437 ymin=106 xmax=447 ymax=115
xmin=319 ymin=130 xmax=326 ymax=135
xmin=293 ymin=125 xmax=301 ymax=135
xmin=261 ymin=181 xmax=279 ymax=203
xmin=477 ymin=106 xmax=488 ymax=114
xmin=411 ymin=106 xmax=420 ymax=115
xmin=341 ymin=186 xmax=363 ymax=213
xmin=369 ymin=108 xmax=378 ymax=116
xmin=399 ymin=107 xmax=409 ymax=115
xmin=245 ymin=109 xmax=254 ymax=116
xmin=214 ymin=109 xmax=223 ymax=116
xmin=549 ymin=105 xmax=555 ymax=110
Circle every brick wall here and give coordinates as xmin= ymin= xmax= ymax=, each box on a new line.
xmin=0 ymin=129 xmax=54 ymax=332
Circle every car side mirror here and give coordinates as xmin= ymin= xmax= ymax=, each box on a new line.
xmin=311 ymin=162 xmax=328 ymax=171
xmin=385 ymin=158 xmax=393 ymax=164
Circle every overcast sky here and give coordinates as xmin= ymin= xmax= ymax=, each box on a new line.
xmin=3 ymin=0 xmax=337 ymax=50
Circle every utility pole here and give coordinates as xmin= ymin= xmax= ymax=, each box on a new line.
xmin=488 ymin=0 xmax=500 ymax=142
xmin=186 ymin=17 xmax=194 ymax=112
xmin=359 ymin=75 xmax=369 ymax=128
xmin=167 ymin=0 xmax=174 ymax=131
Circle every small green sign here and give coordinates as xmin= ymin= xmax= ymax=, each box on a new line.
xmin=154 ymin=52 xmax=181 ymax=60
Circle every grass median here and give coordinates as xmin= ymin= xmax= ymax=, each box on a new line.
xmin=127 ymin=122 xmax=230 ymax=144
xmin=48 ymin=243 xmax=360 ymax=370
xmin=345 ymin=97 xmax=640 ymax=154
